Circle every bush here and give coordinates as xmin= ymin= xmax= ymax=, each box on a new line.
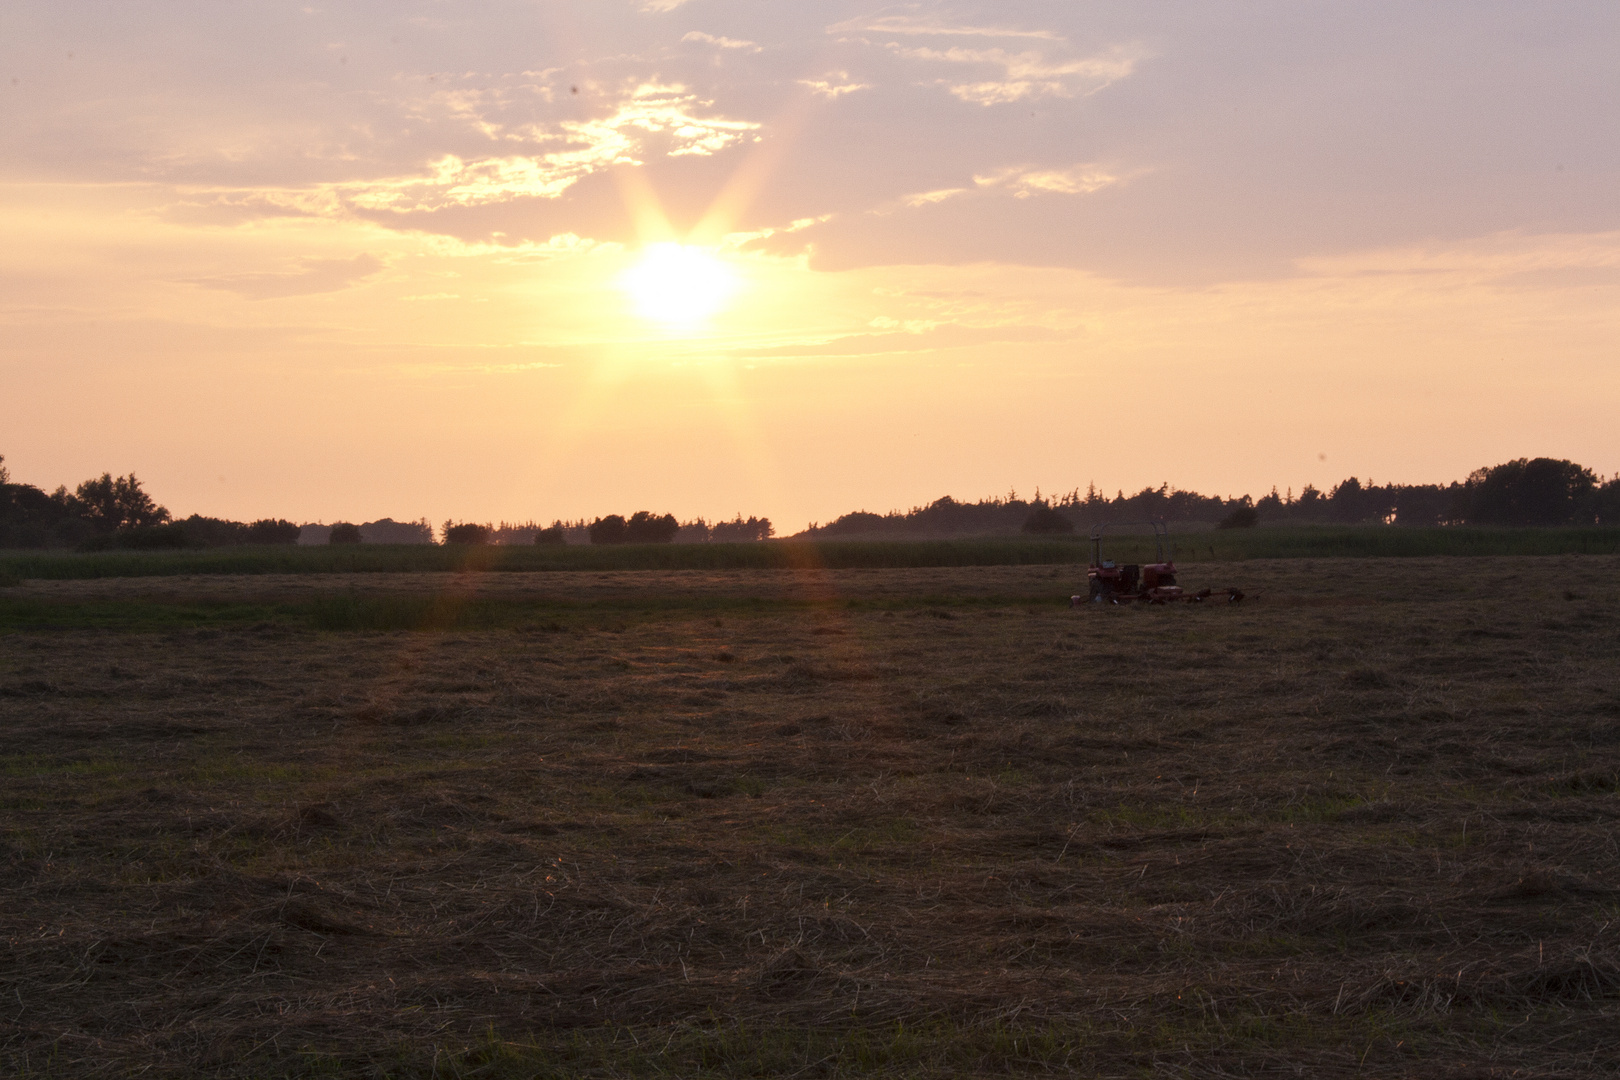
xmin=78 ymin=523 xmax=193 ymax=551
xmin=444 ymin=522 xmax=491 ymax=545
xmin=243 ymin=518 xmax=301 ymax=545
xmin=329 ymin=522 xmax=363 ymax=545
xmin=175 ymin=515 xmax=301 ymax=547
xmin=1216 ymin=503 xmax=1259 ymax=530
xmin=1021 ymin=505 xmax=1075 ymax=535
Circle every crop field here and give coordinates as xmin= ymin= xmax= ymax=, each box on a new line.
xmin=2 ymin=555 xmax=1618 ymax=1077
xmin=2 ymin=525 xmax=1619 ymax=583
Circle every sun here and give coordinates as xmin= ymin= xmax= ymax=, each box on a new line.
xmin=620 ymin=243 xmax=737 ymax=329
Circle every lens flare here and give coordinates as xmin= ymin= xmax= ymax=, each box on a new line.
xmin=620 ymin=243 xmax=737 ymax=328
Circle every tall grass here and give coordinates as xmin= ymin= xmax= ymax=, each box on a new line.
xmin=0 ymin=539 xmax=1087 ymax=579
xmin=1 ymin=526 xmax=1616 ymax=580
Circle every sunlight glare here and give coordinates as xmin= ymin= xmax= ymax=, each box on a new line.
xmin=620 ymin=243 xmax=737 ymax=329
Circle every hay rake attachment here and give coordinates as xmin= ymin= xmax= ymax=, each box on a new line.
xmin=1070 ymin=520 xmax=1244 ymax=607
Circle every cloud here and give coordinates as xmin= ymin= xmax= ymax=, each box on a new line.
xmin=639 ymin=0 xmax=694 ymax=10
xmin=901 ymin=188 xmax=968 ymax=208
xmin=975 ymin=164 xmax=1125 ymax=198
xmin=721 ymin=214 xmax=832 ymax=251
xmin=891 ymin=44 xmax=1140 ymax=104
xmin=178 ymin=84 xmax=761 ymax=225
xmin=890 ymin=165 xmax=1123 ymax=212
xmin=799 ymin=72 xmax=871 ymax=99
xmin=827 ymin=16 xmax=1060 ymax=40
xmin=682 ymin=31 xmax=761 ymax=52
xmin=721 ymin=322 xmax=1070 ymax=362
xmin=187 ymin=254 xmax=383 ymax=300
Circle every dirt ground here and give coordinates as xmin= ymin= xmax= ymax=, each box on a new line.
xmin=2 ymin=556 xmax=1618 ymax=1077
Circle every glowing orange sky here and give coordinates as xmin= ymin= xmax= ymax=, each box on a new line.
xmin=2 ymin=2 xmax=1616 ymax=529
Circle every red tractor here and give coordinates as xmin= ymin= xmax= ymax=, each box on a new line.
xmin=1074 ymin=520 xmax=1243 ymax=606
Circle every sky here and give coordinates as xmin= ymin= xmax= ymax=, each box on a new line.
xmin=2 ymin=1 xmax=1617 ymax=531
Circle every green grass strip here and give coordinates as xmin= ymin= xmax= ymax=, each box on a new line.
xmin=2 ymin=527 xmax=1617 ymax=581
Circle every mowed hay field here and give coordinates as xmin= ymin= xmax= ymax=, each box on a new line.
xmin=2 ymin=557 xmax=1618 ymax=1077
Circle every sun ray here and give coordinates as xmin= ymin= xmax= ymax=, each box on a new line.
xmin=689 ymin=90 xmax=821 ymax=244
xmin=612 ymin=165 xmax=676 ymax=244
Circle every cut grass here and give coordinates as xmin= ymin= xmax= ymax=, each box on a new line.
xmin=2 ymin=556 xmax=1618 ymax=1077
xmin=0 ymin=593 xmax=1065 ymax=633
xmin=2 ymin=525 xmax=1618 ymax=580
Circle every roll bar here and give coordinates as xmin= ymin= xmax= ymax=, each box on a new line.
xmin=1089 ymin=520 xmax=1168 ymax=564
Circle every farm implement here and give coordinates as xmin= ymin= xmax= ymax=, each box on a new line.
xmin=1072 ymin=520 xmax=1244 ymax=606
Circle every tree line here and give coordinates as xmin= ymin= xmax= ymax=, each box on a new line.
xmin=3 ymin=452 xmax=1614 ymax=551
xmin=435 ymin=513 xmax=775 ymax=546
xmin=0 ymin=457 xmax=298 ymax=550
xmin=800 ymin=457 xmax=1620 ymax=538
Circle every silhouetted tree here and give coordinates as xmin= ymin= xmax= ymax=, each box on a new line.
xmin=74 ymin=473 xmax=169 ymax=533
xmin=443 ymin=522 xmax=491 ymax=545
xmin=175 ymin=515 xmax=300 ymax=546
xmin=1595 ymin=476 xmax=1620 ymax=526
xmin=535 ymin=524 xmax=567 ymax=546
xmin=359 ymin=518 xmax=435 ymax=544
xmin=589 ymin=515 xmax=629 ymax=545
xmin=329 ymin=522 xmax=363 ymax=544
xmin=1462 ymin=458 xmax=1599 ymax=525
xmin=709 ymin=515 xmax=774 ymax=542
xmin=625 ymin=511 xmax=679 ymax=543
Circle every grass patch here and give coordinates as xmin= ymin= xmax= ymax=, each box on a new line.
xmin=3 ymin=557 xmax=1618 ymax=1076
xmin=0 ymin=592 xmax=1070 ymax=633
xmin=3 ymin=526 xmax=1618 ymax=581
xmin=248 ymin=1011 xmax=1414 ymax=1079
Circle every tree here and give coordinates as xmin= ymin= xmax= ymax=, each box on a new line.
xmin=0 ymin=454 xmax=9 ymax=485
xmin=535 ymin=524 xmax=567 ymax=546
xmin=443 ymin=522 xmax=490 ymax=545
xmin=710 ymin=515 xmax=774 ymax=542
xmin=589 ymin=515 xmax=629 ymax=545
xmin=74 ymin=473 xmax=170 ymax=532
xmin=329 ymin=522 xmax=363 ymax=544
xmin=625 ymin=511 xmax=679 ymax=543
xmin=1463 ymin=458 xmax=1599 ymax=525
xmin=1595 ymin=476 xmax=1620 ymax=526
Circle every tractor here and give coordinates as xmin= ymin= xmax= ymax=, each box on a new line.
xmin=1074 ymin=520 xmax=1243 ymax=606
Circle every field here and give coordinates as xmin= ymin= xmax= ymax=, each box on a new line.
xmin=2 ymin=555 xmax=1618 ymax=1077
xmin=3 ymin=525 xmax=1620 ymax=582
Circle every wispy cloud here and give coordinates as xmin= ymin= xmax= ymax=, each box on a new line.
xmin=901 ymin=187 xmax=967 ymax=208
xmin=187 ymin=254 xmax=384 ymax=300
xmin=170 ymin=83 xmax=761 ymax=224
xmin=799 ymin=72 xmax=871 ymax=99
xmin=828 ymin=16 xmax=1061 ymax=40
xmin=975 ymin=163 xmax=1126 ymax=198
xmin=639 ymin=0 xmax=694 ymax=11
xmin=892 ymin=164 xmax=1125 ymax=212
xmin=720 ymin=322 xmax=1070 ymax=362
xmin=682 ymin=31 xmax=761 ymax=52
xmin=892 ymin=44 xmax=1140 ymax=104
